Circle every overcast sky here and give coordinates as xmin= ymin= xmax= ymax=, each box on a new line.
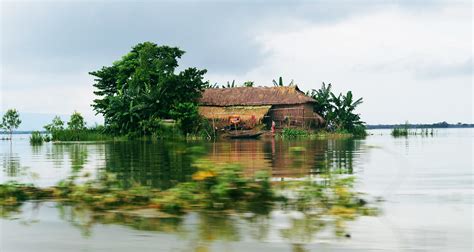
xmin=1 ymin=0 xmax=472 ymax=130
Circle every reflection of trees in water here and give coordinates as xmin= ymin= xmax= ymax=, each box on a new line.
xmin=2 ymin=153 xmax=21 ymax=177
xmin=314 ymin=139 xmax=362 ymax=175
xmin=68 ymin=144 xmax=88 ymax=172
xmin=45 ymin=144 xmax=89 ymax=172
xmin=201 ymin=139 xmax=364 ymax=179
xmin=45 ymin=144 xmax=65 ymax=168
xmin=104 ymin=141 xmax=205 ymax=189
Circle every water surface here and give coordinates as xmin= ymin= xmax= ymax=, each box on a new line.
xmin=0 ymin=129 xmax=472 ymax=251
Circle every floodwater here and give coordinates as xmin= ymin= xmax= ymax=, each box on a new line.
xmin=0 ymin=129 xmax=472 ymax=251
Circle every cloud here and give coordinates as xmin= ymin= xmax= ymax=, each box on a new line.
xmin=1 ymin=0 xmax=472 ymax=128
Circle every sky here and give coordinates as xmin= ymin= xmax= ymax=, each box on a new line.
xmin=1 ymin=0 xmax=472 ymax=130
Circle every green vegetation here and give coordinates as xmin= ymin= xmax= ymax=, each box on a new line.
xmin=44 ymin=113 xmax=114 ymax=141
xmin=391 ymin=122 xmax=435 ymax=137
xmin=0 ymin=160 xmax=377 ymax=220
xmin=273 ymin=76 xmax=294 ymax=86
xmin=281 ymin=128 xmax=309 ymax=138
xmin=308 ymin=83 xmax=366 ymax=137
xmin=29 ymin=131 xmax=47 ymax=145
xmin=1 ymin=109 xmax=21 ymax=140
xmin=391 ymin=126 xmax=409 ymax=137
xmin=90 ymin=42 xmax=208 ymax=137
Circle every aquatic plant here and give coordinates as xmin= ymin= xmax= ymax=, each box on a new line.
xmin=281 ymin=128 xmax=309 ymax=138
xmin=391 ymin=122 xmax=410 ymax=137
xmin=29 ymin=131 xmax=45 ymax=145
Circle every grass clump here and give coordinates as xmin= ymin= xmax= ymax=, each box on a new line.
xmin=29 ymin=131 xmax=48 ymax=145
xmin=281 ymin=128 xmax=309 ymax=138
xmin=391 ymin=122 xmax=410 ymax=137
xmin=391 ymin=127 xmax=409 ymax=137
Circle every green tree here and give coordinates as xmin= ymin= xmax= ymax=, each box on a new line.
xmin=90 ymin=42 xmax=208 ymax=135
xmin=308 ymin=82 xmax=333 ymax=122
xmin=1 ymin=109 xmax=21 ymax=140
xmin=68 ymin=112 xmax=86 ymax=131
xmin=44 ymin=116 xmax=65 ymax=133
xmin=329 ymin=91 xmax=365 ymax=134
xmin=170 ymin=103 xmax=202 ymax=135
xmin=308 ymin=83 xmax=365 ymax=136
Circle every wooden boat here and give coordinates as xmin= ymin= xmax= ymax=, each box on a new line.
xmin=225 ymin=130 xmax=263 ymax=139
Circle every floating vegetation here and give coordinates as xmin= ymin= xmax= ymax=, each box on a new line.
xmin=0 ymin=159 xmax=379 ymax=238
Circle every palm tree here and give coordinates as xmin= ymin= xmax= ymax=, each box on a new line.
xmin=329 ymin=91 xmax=364 ymax=131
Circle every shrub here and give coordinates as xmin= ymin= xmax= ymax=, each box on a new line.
xmin=29 ymin=131 xmax=45 ymax=145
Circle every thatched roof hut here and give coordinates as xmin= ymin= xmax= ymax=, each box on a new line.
xmin=199 ymin=86 xmax=315 ymax=106
xmin=199 ymin=86 xmax=324 ymax=129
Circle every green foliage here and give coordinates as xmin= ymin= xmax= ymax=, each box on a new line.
xmin=170 ymin=103 xmax=202 ymax=135
xmin=272 ymin=76 xmax=294 ymax=87
xmin=44 ymin=116 xmax=64 ymax=133
xmin=68 ymin=111 xmax=86 ymax=131
xmin=307 ymin=82 xmax=333 ymax=120
xmin=29 ymin=131 xmax=45 ymax=145
xmin=221 ymin=80 xmax=236 ymax=88
xmin=1 ymin=109 xmax=21 ymax=139
xmin=0 ymin=181 xmax=54 ymax=205
xmin=391 ymin=125 xmax=409 ymax=137
xmin=308 ymin=83 xmax=366 ymax=137
xmin=43 ymin=112 xmax=113 ymax=141
xmin=90 ymin=42 xmax=208 ymax=135
xmin=243 ymin=81 xmax=254 ymax=87
xmin=50 ymin=128 xmax=114 ymax=141
xmin=281 ymin=128 xmax=309 ymax=138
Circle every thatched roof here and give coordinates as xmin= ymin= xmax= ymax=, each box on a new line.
xmin=199 ymin=86 xmax=315 ymax=106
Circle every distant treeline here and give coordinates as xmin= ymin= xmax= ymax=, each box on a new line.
xmin=367 ymin=121 xmax=474 ymax=129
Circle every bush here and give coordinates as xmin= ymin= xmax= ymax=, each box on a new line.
xmin=29 ymin=131 xmax=45 ymax=145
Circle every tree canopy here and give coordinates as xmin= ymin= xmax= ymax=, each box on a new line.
xmin=308 ymin=83 xmax=365 ymax=136
xmin=90 ymin=42 xmax=208 ymax=135
xmin=1 ymin=109 xmax=21 ymax=139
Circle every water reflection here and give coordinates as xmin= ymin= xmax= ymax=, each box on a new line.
xmin=103 ymin=141 xmax=205 ymax=189
xmin=206 ymin=138 xmax=362 ymax=178
xmin=1 ymin=144 xmax=24 ymax=177
xmin=1 ymin=138 xmax=364 ymax=188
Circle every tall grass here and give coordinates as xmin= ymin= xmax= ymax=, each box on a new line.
xmin=391 ymin=127 xmax=409 ymax=137
xmin=29 ymin=131 xmax=45 ymax=145
xmin=50 ymin=127 xmax=115 ymax=141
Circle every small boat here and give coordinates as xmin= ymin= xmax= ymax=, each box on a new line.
xmin=226 ymin=130 xmax=263 ymax=139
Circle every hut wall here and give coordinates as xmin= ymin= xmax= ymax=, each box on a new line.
xmin=268 ymin=104 xmax=319 ymax=128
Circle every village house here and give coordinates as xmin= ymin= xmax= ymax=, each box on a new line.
xmin=198 ymin=85 xmax=324 ymax=129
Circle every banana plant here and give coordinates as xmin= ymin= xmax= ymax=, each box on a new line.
xmin=272 ymin=76 xmax=294 ymax=87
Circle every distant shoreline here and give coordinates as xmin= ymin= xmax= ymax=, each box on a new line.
xmin=366 ymin=122 xmax=474 ymax=130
